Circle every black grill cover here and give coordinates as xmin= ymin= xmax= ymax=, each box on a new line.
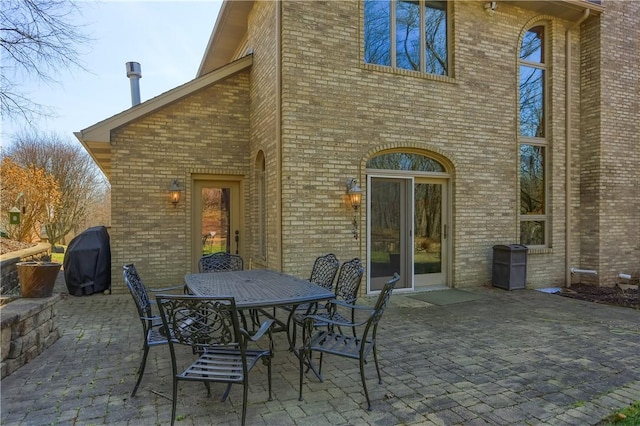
xmin=63 ymin=226 xmax=111 ymax=296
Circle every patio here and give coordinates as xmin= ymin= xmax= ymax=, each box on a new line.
xmin=1 ymin=274 xmax=639 ymax=425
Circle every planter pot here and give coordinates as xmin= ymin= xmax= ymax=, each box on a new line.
xmin=16 ymin=262 xmax=62 ymax=298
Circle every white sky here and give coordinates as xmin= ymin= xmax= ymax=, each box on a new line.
xmin=1 ymin=0 xmax=223 ymax=144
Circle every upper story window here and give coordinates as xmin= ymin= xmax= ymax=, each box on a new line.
xmin=364 ymin=0 xmax=448 ymax=76
xmin=518 ymin=25 xmax=548 ymax=247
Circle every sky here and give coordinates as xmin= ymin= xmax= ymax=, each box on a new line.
xmin=1 ymin=0 xmax=223 ymax=144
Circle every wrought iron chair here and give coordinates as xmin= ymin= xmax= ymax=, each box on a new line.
xmin=276 ymin=253 xmax=340 ymax=334
xmin=122 ymin=263 xmax=184 ymax=397
xmin=298 ymin=273 xmax=400 ymax=411
xmin=155 ymin=294 xmax=274 ymax=426
xmin=290 ymin=258 xmax=364 ymax=346
xmin=308 ymin=253 xmax=340 ymax=289
xmin=198 ymin=252 xmax=244 ymax=273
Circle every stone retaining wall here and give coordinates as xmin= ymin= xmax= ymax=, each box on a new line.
xmin=0 ymin=243 xmax=60 ymax=379
xmin=0 ymin=243 xmax=52 ymax=297
xmin=0 ymin=294 xmax=61 ymax=379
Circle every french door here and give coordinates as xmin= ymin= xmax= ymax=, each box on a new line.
xmin=192 ymin=180 xmax=242 ymax=272
xmin=368 ymin=176 xmax=447 ymax=292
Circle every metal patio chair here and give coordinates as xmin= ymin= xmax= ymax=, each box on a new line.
xmin=155 ymin=294 xmax=274 ymax=426
xmin=276 ymin=253 xmax=340 ymax=334
xmin=290 ymin=258 xmax=364 ymax=346
xmin=198 ymin=252 xmax=244 ymax=273
xmin=122 ymin=263 xmax=184 ymax=397
xmin=298 ymin=273 xmax=400 ymax=411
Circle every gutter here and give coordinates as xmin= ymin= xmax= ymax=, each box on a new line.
xmin=565 ymin=9 xmax=590 ymax=288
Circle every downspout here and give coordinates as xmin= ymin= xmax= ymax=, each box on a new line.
xmin=276 ymin=0 xmax=283 ymax=271
xmin=565 ymin=9 xmax=590 ymax=288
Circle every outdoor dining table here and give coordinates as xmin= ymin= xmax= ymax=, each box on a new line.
xmin=184 ymin=269 xmax=335 ymax=350
xmin=184 ymin=269 xmax=334 ymax=309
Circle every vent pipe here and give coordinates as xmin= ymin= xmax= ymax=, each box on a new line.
xmin=125 ymin=61 xmax=142 ymax=106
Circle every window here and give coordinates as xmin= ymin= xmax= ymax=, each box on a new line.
xmin=519 ymin=26 xmax=547 ymax=246
xmin=364 ymin=0 xmax=448 ymax=76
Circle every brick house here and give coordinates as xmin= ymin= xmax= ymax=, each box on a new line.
xmin=76 ymin=0 xmax=639 ymax=294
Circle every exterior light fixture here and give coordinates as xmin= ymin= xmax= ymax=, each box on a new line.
xmin=346 ymin=178 xmax=362 ymax=239
xmin=169 ymin=179 xmax=182 ymax=207
xmin=346 ymin=178 xmax=362 ymax=211
xmin=484 ymin=1 xmax=497 ymax=15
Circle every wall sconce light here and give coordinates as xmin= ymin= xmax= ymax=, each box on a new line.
xmin=484 ymin=1 xmax=497 ymax=15
xmin=169 ymin=179 xmax=182 ymax=207
xmin=346 ymin=178 xmax=362 ymax=211
xmin=346 ymin=178 xmax=362 ymax=239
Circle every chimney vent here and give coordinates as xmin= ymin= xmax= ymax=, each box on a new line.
xmin=126 ymin=61 xmax=142 ymax=106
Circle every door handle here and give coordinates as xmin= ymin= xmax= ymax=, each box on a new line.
xmin=234 ymin=230 xmax=239 ymax=254
xmin=444 ymin=224 xmax=447 ymax=239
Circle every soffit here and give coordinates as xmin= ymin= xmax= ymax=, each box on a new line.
xmin=198 ymin=1 xmax=255 ymax=77
xmin=75 ymin=55 xmax=253 ymax=181
xmin=501 ymin=0 xmax=604 ymax=21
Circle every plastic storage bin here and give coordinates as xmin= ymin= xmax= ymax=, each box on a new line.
xmin=492 ymin=244 xmax=527 ymax=290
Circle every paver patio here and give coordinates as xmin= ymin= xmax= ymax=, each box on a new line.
xmin=1 ymin=274 xmax=639 ymax=425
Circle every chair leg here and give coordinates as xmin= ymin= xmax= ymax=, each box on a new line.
xmin=222 ymin=383 xmax=233 ymax=401
xmin=241 ymin=382 xmax=248 ymax=426
xmin=131 ymin=344 xmax=149 ymax=397
xmin=372 ymin=344 xmax=382 ymax=384
xmin=298 ymin=349 xmax=305 ymax=401
xmin=267 ymin=357 xmax=273 ymax=401
xmin=359 ymin=356 xmax=372 ymax=411
xmin=171 ymin=378 xmax=178 ymax=426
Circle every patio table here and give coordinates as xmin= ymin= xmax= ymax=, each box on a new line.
xmin=184 ymin=269 xmax=334 ymax=309
xmin=184 ymin=269 xmax=335 ymax=378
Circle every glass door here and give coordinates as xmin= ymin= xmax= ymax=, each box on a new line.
xmin=368 ymin=177 xmax=411 ymax=291
xmin=192 ymin=180 xmax=241 ymax=271
xmin=413 ymin=178 xmax=446 ymax=288
xmin=368 ymin=176 xmax=448 ymax=292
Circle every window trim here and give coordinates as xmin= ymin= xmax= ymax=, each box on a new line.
xmin=518 ymin=23 xmax=550 ymax=248
xmin=363 ymin=0 xmax=452 ymax=78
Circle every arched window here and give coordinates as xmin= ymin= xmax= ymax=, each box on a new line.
xmin=366 ymin=152 xmax=445 ymax=172
xmin=519 ymin=25 xmax=548 ymax=246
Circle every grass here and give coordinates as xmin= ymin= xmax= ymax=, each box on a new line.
xmin=599 ymin=401 xmax=640 ymax=425
xmin=51 ymin=245 xmax=66 ymax=264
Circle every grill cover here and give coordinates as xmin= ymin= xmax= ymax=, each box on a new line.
xmin=63 ymin=226 xmax=111 ymax=296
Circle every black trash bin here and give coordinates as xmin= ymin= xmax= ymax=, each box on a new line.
xmin=492 ymin=244 xmax=527 ymax=290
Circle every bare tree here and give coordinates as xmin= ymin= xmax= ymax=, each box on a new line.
xmin=0 ymin=0 xmax=89 ymax=121
xmin=4 ymin=131 xmax=108 ymax=245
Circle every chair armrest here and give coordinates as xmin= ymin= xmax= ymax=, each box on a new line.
xmin=301 ymin=314 xmax=367 ymax=328
xmin=241 ymin=318 xmax=275 ymax=342
xmin=326 ymin=299 xmax=373 ymax=312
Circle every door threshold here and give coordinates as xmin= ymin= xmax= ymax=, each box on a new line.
xmin=414 ymin=285 xmax=450 ymax=292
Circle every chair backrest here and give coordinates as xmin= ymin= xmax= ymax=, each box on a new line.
xmin=123 ymin=263 xmax=153 ymax=320
xmin=155 ymin=295 xmax=243 ymax=353
xmin=369 ymin=273 xmax=400 ymax=326
xmin=334 ymin=258 xmax=364 ymax=304
xmin=308 ymin=253 xmax=340 ymax=290
xmin=198 ymin=252 xmax=244 ymax=273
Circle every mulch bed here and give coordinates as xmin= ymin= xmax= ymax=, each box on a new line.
xmin=560 ymin=283 xmax=640 ymax=309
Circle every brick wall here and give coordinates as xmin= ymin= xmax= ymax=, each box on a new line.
xmin=584 ymin=1 xmax=640 ymax=283
xmin=108 ymin=0 xmax=638 ymax=291
xmin=110 ymin=72 xmax=251 ymax=292
xmin=277 ymin=1 xmax=583 ymax=288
